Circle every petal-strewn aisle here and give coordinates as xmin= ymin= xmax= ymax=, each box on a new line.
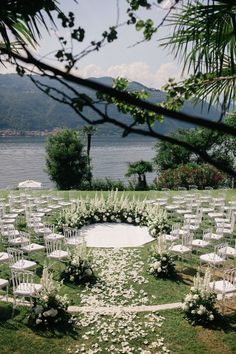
xmin=68 ymin=248 xmax=170 ymax=354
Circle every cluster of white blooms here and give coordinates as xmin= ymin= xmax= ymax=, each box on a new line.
xmin=182 ymin=269 xmax=217 ymax=325
xmin=56 ymin=191 xmax=167 ymax=237
xmin=40 ymin=265 xmax=56 ymax=293
xmin=30 ymin=266 xmax=71 ymax=327
xmin=192 ymin=268 xmax=212 ymax=293
xmin=69 ymin=239 xmax=89 ymax=267
xmin=149 ymin=236 xmax=175 ymax=278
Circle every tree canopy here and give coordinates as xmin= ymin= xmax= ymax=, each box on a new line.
xmin=154 ymin=112 xmax=236 ymax=173
xmin=125 ymin=160 xmax=153 ymax=189
xmin=45 ymin=128 xmax=91 ymax=190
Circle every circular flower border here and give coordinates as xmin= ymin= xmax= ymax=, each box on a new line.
xmin=55 ymin=191 xmax=170 ymax=238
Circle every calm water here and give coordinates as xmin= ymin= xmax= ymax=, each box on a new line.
xmin=0 ymin=136 xmax=156 ymax=188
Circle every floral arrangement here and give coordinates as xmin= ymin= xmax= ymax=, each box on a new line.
xmin=61 ymin=239 xmax=95 ymax=284
xmin=55 ymin=190 xmax=169 ymax=238
xmin=149 ymin=235 xmax=176 ymax=278
xmin=182 ymin=269 xmax=218 ymax=326
xmin=29 ymin=267 xmax=73 ymax=329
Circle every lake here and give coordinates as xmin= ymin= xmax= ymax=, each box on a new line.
xmin=0 ymin=135 xmax=157 ymax=189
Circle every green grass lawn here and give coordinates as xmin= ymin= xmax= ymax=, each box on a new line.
xmin=0 ymin=189 xmax=236 ymax=353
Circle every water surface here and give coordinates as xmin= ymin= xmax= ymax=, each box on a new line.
xmin=0 ymin=135 xmax=157 ymax=188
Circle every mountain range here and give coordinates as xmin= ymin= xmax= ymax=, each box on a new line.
xmin=0 ymin=74 xmax=220 ymax=136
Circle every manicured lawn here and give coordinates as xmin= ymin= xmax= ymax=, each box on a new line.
xmin=0 ymin=189 xmax=236 ymax=353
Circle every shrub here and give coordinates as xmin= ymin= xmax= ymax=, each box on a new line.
xmin=155 ymin=163 xmax=226 ymax=190
xmin=81 ymin=178 xmax=127 ymax=191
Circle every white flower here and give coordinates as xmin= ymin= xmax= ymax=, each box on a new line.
xmin=209 ymin=314 xmax=214 ymax=321
xmin=153 ymin=261 xmax=161 ymax=270
xmin=182 ymin=303 xmax=189 ymax=311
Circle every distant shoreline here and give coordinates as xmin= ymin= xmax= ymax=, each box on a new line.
xmin=0 ymin=129 xmax=53 ymax=137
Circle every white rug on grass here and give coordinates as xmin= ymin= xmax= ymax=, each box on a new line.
xmin=80 ymin=223 xmax=154 ymax=248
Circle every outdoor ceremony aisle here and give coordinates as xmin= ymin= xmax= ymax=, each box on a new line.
xmin=68 ymin=248 xmax=171 ymax=354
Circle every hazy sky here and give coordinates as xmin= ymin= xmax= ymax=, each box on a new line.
xmin=2 ymin=0 xmax=183 ymax=89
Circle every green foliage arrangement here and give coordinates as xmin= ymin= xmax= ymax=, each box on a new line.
xmin=155 ymin=163 xmax=225 ymax=190
xmin=61 ymin=241 xmax=95 ymax=285
xmin=45 ymin=128 xmax=92 ymax=190
xmin=182 ymin=270 xmax=219 ymax=326
xmin=55 ymin=190 xmax=169 ymax=238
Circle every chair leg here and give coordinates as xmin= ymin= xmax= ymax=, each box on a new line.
xmin=6 ymin=285 xmax=8 ymax=302
xmin=12 ymin=295 xmax=16 ymax=317
xmin=221 ymin=293 xmax=225 ymax=315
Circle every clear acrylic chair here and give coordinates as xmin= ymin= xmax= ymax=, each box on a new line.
xmin=209 ymin=268 xmax=236 ymax=313
xmin=7 ymin=230 xmax=30 ymax=247
xmin=7 ymin=248 xmax=37 ymax=271
xmin=63 ymin=227 xmax=82 ymax=247
xmin=11 ymin=270 xmax=42 ymax=308
xmin=200 ymin=243 xmax=227 ymax=270
xmin=21 ymin=232 xmax=45 ymax=253
xmin=169 ymin=233 xmax=193 ymax=262
xmin=45 ymin=239 xmax=69 ymax=261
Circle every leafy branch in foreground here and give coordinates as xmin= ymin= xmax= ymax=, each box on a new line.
xmin=161 ymin=0 xmax=236 ymax=111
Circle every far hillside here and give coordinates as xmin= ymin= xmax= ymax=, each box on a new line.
xmin=0 ymin=74 xmax=221 ymax=135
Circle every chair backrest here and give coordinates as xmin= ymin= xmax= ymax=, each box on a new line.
xmin=171 ymin=223 xmax=180 ymax=232
xmin=7 ymin=229 xmax=19 ymax=242
xmin=223 ymin=268 xmax=236 ymax=287
xmin=7 ymin=247 xmax=23 ymax=265
xmin=65 ymin=227 xmax=79 ymax=239
xmin=182 ymin=233 xmax=193 ymax=247
xmin=216 ymin=243 xmax=228 ymax=260
xmin=203 ymin=228 xmax=212 ymax=240
xmin=19 ymin=231 xmax=31 ymax=246
xmin=45 ymin=239 xmax=63 ymax=255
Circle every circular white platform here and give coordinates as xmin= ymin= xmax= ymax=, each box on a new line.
xmin=80 ymin=223 xmax=154 ymax=248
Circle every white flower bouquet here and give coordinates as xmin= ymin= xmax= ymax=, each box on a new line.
xmin=182 ymin=270 xmax=218 ymax=326
xmin=29 ymin=267 xmax=73 ymax=329
xmin=149 ymin=235 xmax=176 ymax=279
xmin=61 ymin=241 xmax=95 ymax=284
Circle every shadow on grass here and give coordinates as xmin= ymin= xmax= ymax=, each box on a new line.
xmin=62 ymin=274 xmax=98 ymax=289
xmin=199 ymin=312 xmax=236 ymax=332
xmin=28 ymin=321 xmax=79 ymax=339
xmin=0 ymin=304 xmax=17 ymax=324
